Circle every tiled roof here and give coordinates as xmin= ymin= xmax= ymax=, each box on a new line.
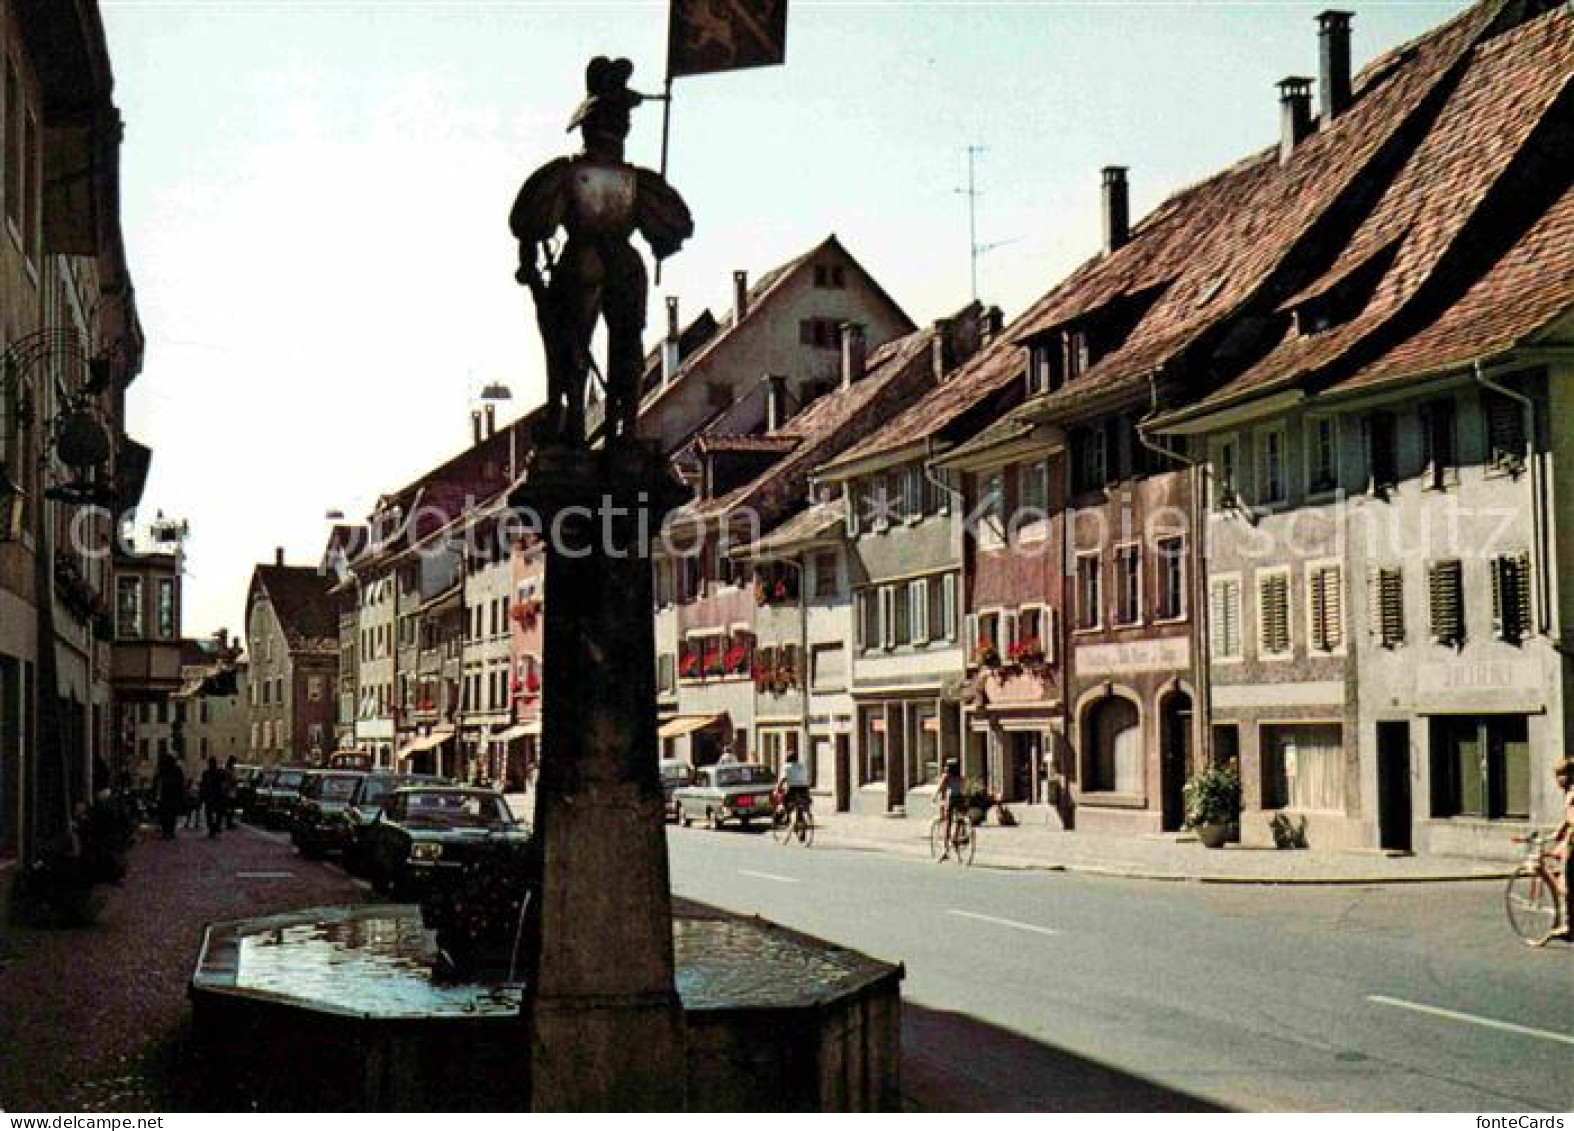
xmin=254 ymin=565 xmax=339 ymax=655
xmin=1013 ymin=0 xmax=1511 ymax=423
xmin=738 ymin=502 xmax=844 ymax=558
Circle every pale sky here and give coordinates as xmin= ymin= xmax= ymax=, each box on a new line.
xmin=101 ymin=0 xmax=1469 ymax=640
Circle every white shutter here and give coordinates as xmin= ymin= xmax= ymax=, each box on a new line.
xmin=942 ymin=574 xmax=958 ymax=640
xmin=1003 ymin=610 xmax=1020 ymax=655
xmin=880 ymin=586 xmax=895 ymax=650
xmin=1046 ymin=606 xmax=1061 ymax=665
xmin=964 ymin=612 xmax=978 ymax=658
xmin=1324 ymin=566 xmax=1343 ymax=650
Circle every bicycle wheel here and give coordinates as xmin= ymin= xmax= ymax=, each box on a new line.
xmin=929 ymin=817 xmax=946 ymax=861
xmin=771 ymin=808 xmax=792 ymax=846
xmin=953 ymin=815 xmax=976 ymax=867
xmin=795 ymin=809 xmax=814 ymax=847
xmin=1505 ymin=869 xmax=1559 ymax=945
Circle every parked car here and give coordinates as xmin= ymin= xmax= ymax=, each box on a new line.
xmin=343 ymin=771 xmax=446 ymax=875
xmin=256 ymin=767 xmax=308 ymax=829
xmin=659 ymin=758 xmax=693 ymax=823
xmin=231 ymin=764 xmax=260 ymax=815
xmin=361 ymin=786 xmax=527 ymax=898
xmin=291 ymin=769 xmax=369 ymax=858
xmin=243 ymin=767 xmax=279 ymax=823
xmin=673 ymin=763 xmax=777 ymax=830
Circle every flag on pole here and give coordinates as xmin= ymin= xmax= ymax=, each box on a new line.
xmin=668 ymin=0 xmax=788 ymax=79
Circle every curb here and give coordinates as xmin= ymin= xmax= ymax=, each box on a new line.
xmin=809 ymin=833 xmax=1512 ymax=886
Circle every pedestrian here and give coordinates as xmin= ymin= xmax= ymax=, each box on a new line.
xmin=199 ymin=757 xmax=227 ymax=839
xmin=154 ymin=753 xmax=184 ymax=840
xmin=716 ymin=743 xmax=738 ymax=766
xmin=223 ymin=756 xmax=239 ymax=830
xmin=183 ymin=781 xmax=201 ymax=829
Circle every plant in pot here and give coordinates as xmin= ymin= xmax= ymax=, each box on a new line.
xmin=1183 ymin=761 xmax=1241 ymax=849
xmin=963 ymin=779 xmax=998 ymax=826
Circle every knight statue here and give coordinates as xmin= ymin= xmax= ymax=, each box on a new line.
xmin=510 ymin=57 xmax=694 ymax=447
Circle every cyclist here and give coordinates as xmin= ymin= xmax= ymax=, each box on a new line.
xmin=935 ymin=758 xmax=966 ymax=861
xmin=1550 ymin=757 xmax=1573 ymax=938
xmin=776 ymin=752 xmax=811 ymax=828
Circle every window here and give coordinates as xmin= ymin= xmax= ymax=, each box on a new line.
xmin=1257 ymin=426 xmax=1286 ymax=504
xmin=798 ymin=319 xmax=840 ymax=349
xmin=879 ymin=586 xmax=897 ymax=650
xmin=901 ymin=465 xmax=923 ymax=521
xmin=863 ymin=710 xmax=887 ymax=783
xmin=1210 ymin=576 xmax=1242 ymax=660
xmin=1257 ymin=569 xmax=1291 ymax=658
xmin=934 ymin=575 xmax=957 ymax=641
xmin=976 ymin=471 xmax=1006 ymax=548
xmin=1076 ymin=554 xmax=1102 ymax=631
xmin=1428 ymin=559 xmax=1464 ymax=647
xmin=1064 ymin=328 xmax=1092 ymax=381
xmin=1307 ymin=564 xmax=1344 ymax=653
xmin=1430 ymin=715 xmax=1529 ymax=820
xmin=810 ymin=644 xmax=845 ymax=690
xmin=1365 ymin=412 xmax=1397 ymax=494
xmin=116 ymin=576 xmax=143 ymax=638
xmin=893 ymin=584 xmax=912 ymax=647
xmin=977 ymin=610 xmax=1000 ymax=653
xmin=909 ymin=580 xmax=929 ymax=645
xmin=1483 ymin=390 xmax=1526 ymax=474
xmin=1212 ymin=436 xmax=1239 ymax=509
xmin=1368 ymin=567 xmax=1405 ymax=648
xmin=1156 ymin=536 xmax=1185 ymax=620
xmin=1262 ymin=724 xmax=1344 ymax=812
xmin=812 ymin=264 xmax=845 ymax=289
xmin=1086 ymin=696 xmax=1140 ymax=794
xmin=1073 ymin=427 xmax=1108 ymax=494
xmin=1027 ymin=342 xmax=1062 ymax=396
xmin=1114 ymin=545 xmax=1141 ymax=625
xmin=1420 ymin=398 xmax=1456 ymax=488
xmin=1019 ymin=460 xmax=1050 ymax=520
xmin=1306 ymin=416 xmax=1338 ymax=494
xmin=813 ymin=552 xmax=837 ymax=598
xmin=1491 ymin=552 xmax=1533 ymax=644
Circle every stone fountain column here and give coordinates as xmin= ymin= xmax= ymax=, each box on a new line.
xmin=512 ymin=443 xmax=687 ymax=1111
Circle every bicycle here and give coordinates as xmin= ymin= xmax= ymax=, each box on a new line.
xmin=1505 ymin=832 xmax=1566 ymax=946
xmin=930 ymin=810 xmax=975 ymax=866
xmin=771 ymin=800 xmax=814 ymax=847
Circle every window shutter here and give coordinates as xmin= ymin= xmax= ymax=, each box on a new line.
xmin=942 ymin=574 xmax=958 ymax=640
xmin=964 ymin=612 xmax=978 ymax=658
xmin=844 ymin=484 xmax=860 ymax=537
xmin=1513 ymin=552 xmax=1533 ymax=641
xmin=1310 ymin=570 xmax=1329 ymax=652
xmin=1493 ymin=553 xmax=1534 ymax=643
xmin=880 ymin=587 xmax=895 ymax=650
xmin=1323 ymin=567 xmax=1343 ymax=650
xmin=1428 ymin=560 xmax=1464 ymax=646
xmin=1259 ymin=573 xmax=1289 ymax=656
xmin=1369 ymin=567 xmax=1405 ymax=648
xmin=1046 ymin=606 xmax=1061 ymax=665
xmin=911 ymin=580 xmax=929 ymax=645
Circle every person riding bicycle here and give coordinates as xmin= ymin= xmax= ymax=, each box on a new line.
xmin=776 ymin=752 xmax=812 ymax=826
xmin=1550 ymin=757 xmax=1574 ymax=938
xmin=935 ymin=758 xmax=966 ymax=861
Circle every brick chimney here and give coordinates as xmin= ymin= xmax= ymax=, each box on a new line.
xmin=274 ymin=547 xmax=284 ymax=567
xmin=732 ymin=270 xmax=749 ymax=324
xmin=662 ymin=296 xmax=681 ymax=386
xmin=1318 ymin=11 xmax=1354 ymax=121
xmin=1279 ymin=77 xmax=1314 ymax=163
xmin=980 ymin=306 xmax=1005 ymax=347
xmin=766 ymin=375 xmax=790 ymax=432
xmin=1101 ymin=166 xmax=1130 ymax=255
xmin=840 ymin=322 xmax=867 ymax=388
xmin=471 ymin=409 xmax=483 ymax=446
xmin=484 ymin=402 xmax=496 ymax=438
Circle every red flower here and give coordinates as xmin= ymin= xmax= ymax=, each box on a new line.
xmin=725 ymin=643 xmax=748 ymax=673
xmin=525 ymin=670 xmax=541 ymax=695
xmin=680 ymin=652 xmax=700 ymax=678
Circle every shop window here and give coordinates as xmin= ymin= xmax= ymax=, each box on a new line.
xmin=1261 ymin=724 xmax=1344 ymax=812
xmin=1430 ymin=715 xmax=1529 ymax=820
xmin=1085 ymin=696 xmax=1140 ymax=794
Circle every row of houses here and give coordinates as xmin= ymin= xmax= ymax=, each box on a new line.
xmin=0 ymin=0 xmax=187 ymax=864
xmin=261 ymin=0 xmax=1570 ymax=861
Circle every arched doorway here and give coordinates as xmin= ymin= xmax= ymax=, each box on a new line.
xmin=1158 ymin=688 xmax=1193 ymax=831
xmin=1084 ymin=694 xmax=1141 ymax=795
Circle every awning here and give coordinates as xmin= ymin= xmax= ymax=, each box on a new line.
xmin=657 ymin=713 xmax=724 ymax=740
xmin=396 ymin=724 xmax=455 ymax=761
xmin=494 ymin=720 xmax=541 ymax=741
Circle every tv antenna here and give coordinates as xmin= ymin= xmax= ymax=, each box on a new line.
xmin=955 ymin=145 xmax=1021 ymax=303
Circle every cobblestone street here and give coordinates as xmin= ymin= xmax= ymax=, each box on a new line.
xmin=0 ymin=825 xmax=365 ymax=1113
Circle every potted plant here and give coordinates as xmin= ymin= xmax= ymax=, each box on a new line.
xmin=972 ymin=641 xmax=1002 ymax=669
xmin=1007 ymin=636 xmax=1045 ymax=666
xmin=1183 ymin=761 xmax=1241 ymax=848
xmin=963 ymin=779 xmax=997 ymax=826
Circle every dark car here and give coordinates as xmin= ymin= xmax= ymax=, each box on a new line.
xmin=232 ymin=764 xmax=260 ymax=815
xmin=256 ymin=767 xmax=308 ymax=829
xmin=243 ymin=767 xmax=279 ymax=823
xmin=343 ymin=771 xmax=445 ymax=875
xmin=291 ymin=769 xmax=368 ymax=858
xmin=659 ymin=758 xmax=693 ymax=823
xmin=362 ymin=786 xmax=527 ymax=898
xmin=673 ymin=763 xmax=777 ymax=829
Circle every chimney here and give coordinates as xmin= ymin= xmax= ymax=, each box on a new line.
xmin=1278 ymin=77 xmax=1314 ymax=163
xmin=662 ymin=296 xmax=681 ymax=385
xmin=931 ymin=330 xmax=948 ymax=381
xmin=980 ymin=305 xmax=1005 ymax=347
xmin=1318 ymin=11 xmax=1354 ymax=121
xmin=1101 ymin=166 xmax=1130 ymax=255
xmin=471 ymin=409 xmax=483 ymax=446
xmin=732 ymin=270 xmax=749 ymax=324
xmin=484 ymin=402 xmax=497 ymax=438
xmin=766 ymin=375 xmax=790 ymax=432
xmin=274 ymin=547 xmax=284 ymax=567
xmin=840 ymin=322 xmax=867 ymax=388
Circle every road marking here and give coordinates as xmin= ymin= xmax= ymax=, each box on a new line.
xmin=1366 ymin=995 xmax=1574 ymax=1047
xmin=236 ymin=871 xmax=295 ymax=880
xmin=946 ymin=909 xmax=1061 ymax=936
xmin=738 ymin=869 xmax=799 ymax=884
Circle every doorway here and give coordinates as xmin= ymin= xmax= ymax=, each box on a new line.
xmin=1376 ymin=721 xmax=1411 ymax=852
xmin=833 ymin=735 xmax=850 ymax=812
xmin=1159 ymin=690 xmax=1193 ymax=831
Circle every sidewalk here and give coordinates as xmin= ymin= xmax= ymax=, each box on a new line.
xmin=807 ymin=805 xmax=1514 ymax=884
xmin=0 ymin=822 xmax=365 ymax=1112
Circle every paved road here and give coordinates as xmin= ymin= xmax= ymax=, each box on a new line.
xmin=666 ymin=825 xmax=1573 ymax=1113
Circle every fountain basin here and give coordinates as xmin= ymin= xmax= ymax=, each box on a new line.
xmin=189 ymin=900 xmax=900 ymax=1111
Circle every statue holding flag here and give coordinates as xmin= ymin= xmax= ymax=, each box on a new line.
xmin=510 ymin=56 xmax=694 ymax=447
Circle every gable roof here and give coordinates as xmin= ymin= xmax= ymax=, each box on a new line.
xmin=250 ymin=564 xmax=339 ymax=656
